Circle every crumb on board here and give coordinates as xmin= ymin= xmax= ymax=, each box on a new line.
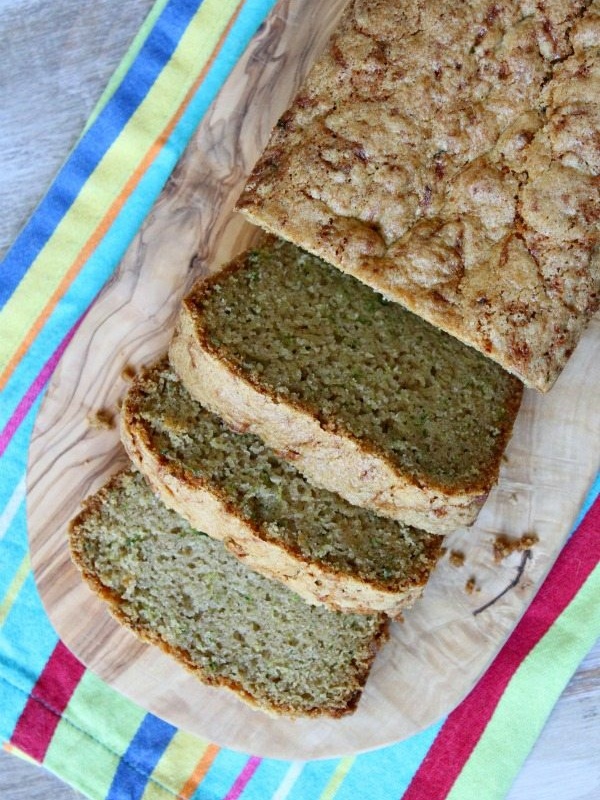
xmin=449 ymin=549 xmax=465 ymax=567
xmin=87 ymin=408 xmax=115 ymax=430
xmin=465 ymin=576 xmax=479 ymax=595
xmin=493 ymin=533 xmax=539 ymax=562
xmin=121 ymin=364 xmax=137 ymax=382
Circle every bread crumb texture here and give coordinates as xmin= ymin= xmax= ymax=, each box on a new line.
xmin=69 ymin=470 xmax=388 ymax=717
xmin=238 ymin=0 xmax=600 ymax=391
xmin=195 ymin=238 xmax=523 ymax=494
xmin=87 ymin=408 xmax=115 ymax=430
xmin=493 ymin=531 xmax=539 ymax=561
xmin=121 ymin=364 xmax=137 ymax=382
xmin=125 ymin=360 xmax=442 ymax=594
xmin=449 ymin=549 xmax=466 ymax=567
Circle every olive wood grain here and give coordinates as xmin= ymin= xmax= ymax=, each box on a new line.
xmin=27 ymin=0 xmax=600 ymax=760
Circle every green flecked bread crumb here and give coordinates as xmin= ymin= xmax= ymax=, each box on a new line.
xmin=69 ymin=469 xmax=389 ymax=718
xmin=170 ymin=236 xmax=523 ymax=533
xmin=120 ymin=360 xmax=443 ymax=617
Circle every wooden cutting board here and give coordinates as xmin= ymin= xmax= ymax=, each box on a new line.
xmin=27 ymin=0 xmax=600 ymax=761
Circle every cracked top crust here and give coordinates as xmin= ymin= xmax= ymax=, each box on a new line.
xmin=238 ymin=0 xmax=600 ymax=391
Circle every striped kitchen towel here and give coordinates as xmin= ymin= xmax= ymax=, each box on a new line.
xmin=1 ymin=488 xmax=599 ymax=799
xmin=1 ymin=1 xmax=599 ymax=798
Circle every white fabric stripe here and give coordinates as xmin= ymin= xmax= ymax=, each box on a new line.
xmin=0 ymin=478 xmax=26 ymax=542
xmin=271 ymin=761 xmax=305 ymax=800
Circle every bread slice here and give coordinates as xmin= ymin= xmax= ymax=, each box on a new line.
xmin=69 ymin=469 xmax=389 ymax=718
xmin=237 ymin=0 xmax=600 ymax=392
xmin=120 ymin=359 xmax=443 ymax=617
xmin=169 ymin=237 xmax=523 ymax=534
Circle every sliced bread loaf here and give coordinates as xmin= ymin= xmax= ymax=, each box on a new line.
xmin=169 ymin=236 xmax=523 ymax=534
xmin=120 ymin=359 xmax=443 ymax=616
xmin=69 ymin=469 xmax=389 ymax=717
xmin=237 ymin=0 xmax=600 ymax=391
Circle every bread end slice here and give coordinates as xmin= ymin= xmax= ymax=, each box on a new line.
xmin=69 ymin=469 xmax=390 ymax=718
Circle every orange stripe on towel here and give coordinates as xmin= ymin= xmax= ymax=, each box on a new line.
xmin=0 ymin=1 xmax=244 ymax=393
xmin=179 ymin=743 xmax=221 ymax=799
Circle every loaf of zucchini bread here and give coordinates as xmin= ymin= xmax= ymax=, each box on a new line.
xmin=237 ymin=0 xmax=600 ymax=391
xmin=120 ymin=359 xmax=443 ymax=617
xmin=69 ymin=469 xmax=389 ymax=717
xmin=170 ymin=237 xmax=523 ymax=534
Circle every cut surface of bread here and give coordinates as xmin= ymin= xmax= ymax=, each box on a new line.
xmin=237 ymin=0 xmax=600 ymax=391
xmin=120 ymin=360 xmax=443 ymax=616
xmin=170 ymin=237 xmax=523 ymax=533
xmin=69 ymin=469 xmax=389 ymax=717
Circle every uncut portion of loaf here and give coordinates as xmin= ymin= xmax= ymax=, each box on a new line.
xmin=120 ymin=360 xmax=443 ymax=616
xmin=170 ymin=237 xmax=523 ymax=534
xmin=238 ymin=0 xmax=600 ymax=392
xmin=69 ymin=470 xmax=388 ymax=717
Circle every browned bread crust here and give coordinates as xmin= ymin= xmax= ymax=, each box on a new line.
xmin=120 ymin=361 xmax=443 ymax=617
xmin=238 ymin=0 xmax=600 ymax=391
xmin=69 ymin=469 xmax=390 ymax=718
xmin=170 ymin=240 xmax=523 ymax=534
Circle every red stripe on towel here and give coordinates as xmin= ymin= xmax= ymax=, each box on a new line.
xmin=402 ymin=495 xmax=600 ymax=800
xmin=10 ymin=641 xmax=86 ymax=762
xmin=0 ymin=317 xmax=82 ymax=458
